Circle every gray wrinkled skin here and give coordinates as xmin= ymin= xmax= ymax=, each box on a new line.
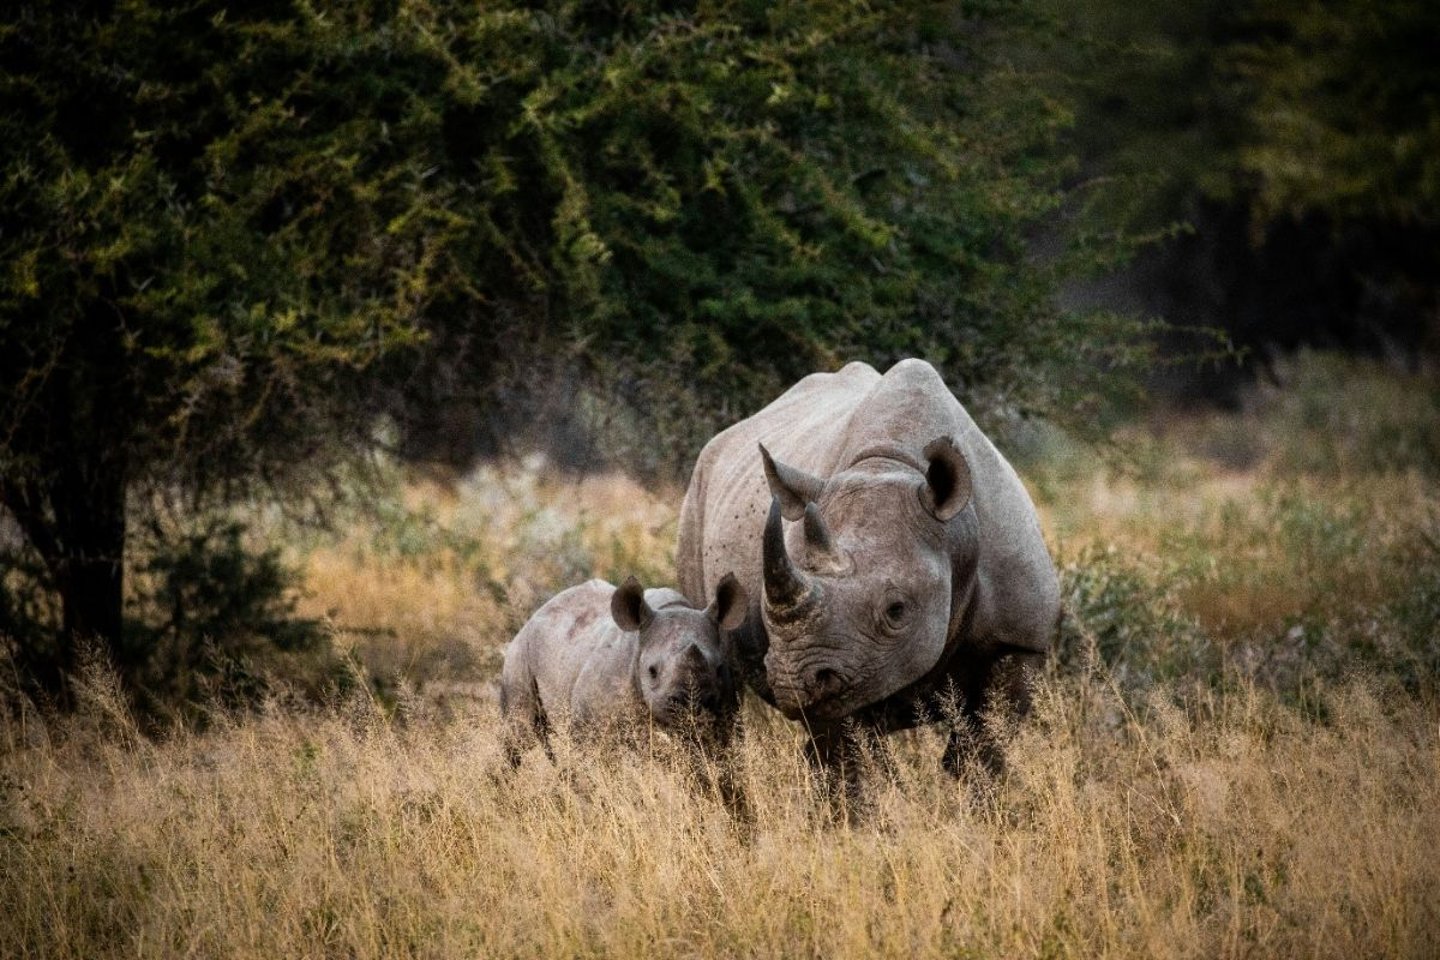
xmin=676 ymin=359 xmax=1060 ymax=773
xmin=500 ymin=576 xmax=745 ymax=764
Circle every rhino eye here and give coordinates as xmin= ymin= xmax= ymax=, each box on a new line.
xmin=884 ymin=600 xmax=908 ymax=628
xmin=647 ymin=664 xmax=659 ymax=681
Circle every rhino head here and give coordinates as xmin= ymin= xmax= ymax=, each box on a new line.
xmin=611 ymin=574 xmax=748 ymax=728
xmin=758 ymin=439 xmax=976 ymax=722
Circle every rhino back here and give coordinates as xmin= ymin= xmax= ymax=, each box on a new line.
xmin=645 ymin=587 xmax=692 ymax=612
xmin=510 ymin=580 xmax=639 ymax=725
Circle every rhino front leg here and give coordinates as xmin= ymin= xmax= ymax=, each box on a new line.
xmin=941 ymin=724 xmax=1003 ymax=779
xmin=685 ymin=734 xmax=751 ymax=824
xmin=803 ymin=721 xmax=889 ymax=821
xmin=941 ymin=650 xmax=1043 ymax=778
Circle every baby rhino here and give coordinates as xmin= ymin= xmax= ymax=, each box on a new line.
xmin=501 ymin=574 xmax=747 ymax=764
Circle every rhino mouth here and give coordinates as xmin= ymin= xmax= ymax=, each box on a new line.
xmin=652 ymin=686 xmax=728 ymax=727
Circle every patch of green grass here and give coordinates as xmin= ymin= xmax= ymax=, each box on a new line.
xmin=1042 ymin=352 xmax=1440 ymax=702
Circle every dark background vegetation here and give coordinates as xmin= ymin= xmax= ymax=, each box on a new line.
xmin=1 ymin=0 xmax=1436 ymax=711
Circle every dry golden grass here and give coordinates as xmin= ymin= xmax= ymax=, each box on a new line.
xmin=1031 ymin=354 xmax=1439 ymax=690
xmin=288 ymin=458 xmax=681 ymax=690
xmin=3 ymin=658 xmax=1436 ymax=959
xmin=1043 ymin=463 xmax=1434 ymax=639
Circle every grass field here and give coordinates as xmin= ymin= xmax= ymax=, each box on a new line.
xmin=3 ymin=353 xmax=1438 ymax=958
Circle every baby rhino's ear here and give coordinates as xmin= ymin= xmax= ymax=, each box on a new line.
xmin=610 ymin=577 xmax=654 ymax=632
xmin=707 ymin=572 xmax=749 ymax=631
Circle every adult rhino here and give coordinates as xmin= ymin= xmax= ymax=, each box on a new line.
xmin=677 ymin=359 xmax=1059 ymax=774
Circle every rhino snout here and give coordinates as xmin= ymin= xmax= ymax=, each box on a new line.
xmin=667 ymin=683 xmax=720 ymax=711
xmin=671 ymin=689 xmax=723 ymax=716
xmin=766 ymin=653 xmax=849 ymax=717
xmin=655 ymin=660 xmax=729 ymax=721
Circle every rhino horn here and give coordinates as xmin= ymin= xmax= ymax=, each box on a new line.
xmin=759 ymin=443 xmax=825 ymax=521
xmin=802 ymin=502 xmax=846 ymax=574
xmin=763 ymin=496 xmax=818 ymax=618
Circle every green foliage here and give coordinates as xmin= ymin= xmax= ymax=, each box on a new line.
xmin=1040 ymin=0 xmax=1440 ymax=368
xmin=369 ymin=0 xmax=1148 ymax=464
xmin=0 ymin=0 xmax=1145 ymax=468
xmin=1234 ymin=0 xmax=1440 ymax=227
xmin=0 ymin=2 xmax=446 ymax=488
xmin=1058 ymin=544 xmax=1213 ymax=692
xmin=1037 ymin=0 xmax=1249 ymax=231
xmin=0 ymin=0 xmax=446 ymax=699
xmin=545 ymin=2 xmax=1114 ymax=446
xmin=1049 ymin=0 xmax=1440 ymax=230
xmin=127 ymin=517 xmax=328 ymax=706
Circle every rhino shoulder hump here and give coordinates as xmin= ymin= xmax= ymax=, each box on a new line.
xmin=883 ymin=357 xmax=942 ymax=380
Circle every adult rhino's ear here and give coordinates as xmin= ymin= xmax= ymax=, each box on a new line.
xmin=610 ymin=576 xmax=654 ymax=632
xmin=759 ymin=442 xmax=824 ymax=521
xmin=920 ymin=436 xmax=973 ymax=522
xmin=707 ymin=572 xmax=749 ymax=632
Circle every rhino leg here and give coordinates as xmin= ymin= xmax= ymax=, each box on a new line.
xmin=499 ymin=670 xmax=552 ymax=769
xmin=684 ymin=732 xmax=751 ymax=824
xmin=940 ymin=650 xmax=1043 ymax=778
xmin=941 ymin=724 xmax=1002 ymax=779
xmin=803 ymin=721 xmax=887 ymax=821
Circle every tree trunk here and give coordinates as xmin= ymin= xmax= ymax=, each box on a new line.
xmin=1 ymin=301 xmax=133 ymax=706
xmin=0 ymin=450 xmax=127 ymax=707
xmin=51 ymin=445 xmax=130 ymax=691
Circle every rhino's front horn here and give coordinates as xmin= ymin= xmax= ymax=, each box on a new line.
xmin=763 ymin=496 xmax=818 ymax=619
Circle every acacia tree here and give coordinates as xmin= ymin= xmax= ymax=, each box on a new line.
xmin=1235 ymin=0 xmax=1440 ymax=230
xmin=396 ymin=0 xmax=1148 ymax=466
xmin=0 ymin=2 xmax=447 ymax=698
